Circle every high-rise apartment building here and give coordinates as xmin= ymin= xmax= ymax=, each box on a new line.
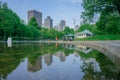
xmin=92 ymin=13 xmax=99 ymax=24
xmin=59 ymin=20 xmax=66 ymax=31
xmin=44 ymin=16 xmax=53 ymax=28
xmin=54 ymin=20 xmax=66 ymax=31
xmin=75 ymin=25 xmax=80 ymax=31
xmin=28 ymin=10 xmax=42 ymax=27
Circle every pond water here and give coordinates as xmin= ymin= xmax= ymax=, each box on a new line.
xmin=0 ymin=42 xmax=120 ymax=80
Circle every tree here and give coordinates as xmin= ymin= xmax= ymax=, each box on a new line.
xmin=63 ymin=27 xmax=74 ymax=35
xmin=81 ymin=0 xmax=120 ymax=35
xmin=105 ymin=17 xmax=120 ymax=34
xmin=39 ymin=28 xmax=63 ymax=40
xmin=0 ymin=1 xmax=22 ymax=40
xmin=28 ymin=17 xmax=39 ymax=28
xmin=96 ymin=13 xmax=120 ymax=34
xmin=0 ymin=1 xmax=41 ymax=40
xmin=76 ymin=24 xmax=98 ymax=34
xmin=81 ymin=0 xmax=120 ymax=22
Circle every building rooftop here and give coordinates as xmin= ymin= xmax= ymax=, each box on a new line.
xmin=76 ymin=30 xmax=93 ymax=35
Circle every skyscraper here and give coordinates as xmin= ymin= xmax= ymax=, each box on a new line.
xmin=28 ymin=10 xmax=42 ymax=27
xmin=59 ymin=20 xmax=66 ymax=31
xmin=44 ymin=16 xmax=53 ymax=28
xmin=74 ymin=25 xmax=80 ymax=31
xmin=92 ymin=13 xmax=99 ymax=24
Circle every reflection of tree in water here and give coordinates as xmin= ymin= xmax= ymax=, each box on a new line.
xmin=96 ymin=53 xmax=120 ymax=79
xmin=0 ymin=43 xmax=43 ymax=79
xmin=80 ymin=51 xmax=120 ymax=80
xmin=0 ymin=44 xmax=29 ymax=79
xmin=0 ymin=43 xmax=75 ymax=79
xmin=1 ymin=43 xmax=120 ymax=79
xmin=81 ymin=61 xmax=96 ymax=80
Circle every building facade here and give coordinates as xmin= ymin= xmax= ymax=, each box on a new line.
xmin=28 ymin=10 xmax=42 ymax=27
xmin=44 ymin=16 xmax=53 ymax=28
xmin=74 ymin=25 xmax=80 ymax=31
xmin=59 ymin=20 xmax=66 ymax=31
xmin=92 ymin=13 xmax=99 ymax=24
xmin=75 ymin=30 xmax=93 ymax=38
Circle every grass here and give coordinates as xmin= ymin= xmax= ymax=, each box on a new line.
xmin=74 ymin=34 xmax=120 ymax=41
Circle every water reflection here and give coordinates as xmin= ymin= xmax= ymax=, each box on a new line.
xmin=28 ymin=56 xmax=42 ymax=72
xmin=7 ymin=42 xmax=12 ymax=47
xmin=62 ymin=44 xmax=93 ymax=53
xmin=44 ymin=54 xmax=53 ymax=66
xmin=7 ymin=37 xmax=12 ymax=47
xmin=75 ymin=45 xmax=92 ymax=54
xmin=54 ymin=52 xmax=66 ymax=62
xmin=0 ymin=43 xmax=120 ymax=80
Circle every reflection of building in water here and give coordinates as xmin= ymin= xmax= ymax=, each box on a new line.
xmin=44 ymin=54 xmax=53 ymax=66
xmin=28 ymin=56 xmax=42 ymax=72
xmin=54 ymin=52 xmax=66 ymax=62
xmin=0 ymin=74 xmax=6 ymax=80
xmin=74 ymin=51 xmax=79 ymax=57
xmin=62 ymin=44 xmax=92 ymax=54
xmin=75 ymin=45 xmax=93 ymax=54
xmin=84 ymin=58 xmax=100 ymax=72
xmin=62 ymin=44 xmax=75 ymax=50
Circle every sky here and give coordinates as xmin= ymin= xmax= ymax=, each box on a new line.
xmin=2 ymin=0 xmax=83 ymax=28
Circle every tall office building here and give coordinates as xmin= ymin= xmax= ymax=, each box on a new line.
xmin=75 ymin=25 xmax=80 ymax=31
xmin=54 ymin=25 xmax=59 ymax=30
xmin=28 ymin=10 xmax=42 ymax=27
xmin=59 ymin=20 xmax=66 ymax=31
xmin=92 ymin=13 xmax=99 ymax=24
xmin=44 ymin=16 xmax=53 ymax=28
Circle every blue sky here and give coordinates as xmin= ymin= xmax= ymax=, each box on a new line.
xmin=3 ymin=0 xmax=83 ymax=28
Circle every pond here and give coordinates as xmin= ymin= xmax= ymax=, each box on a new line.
xmin=0 ymin=42 xmax=120 ymax=80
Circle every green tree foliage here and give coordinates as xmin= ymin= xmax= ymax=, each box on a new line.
xmin=105 ymin=17 xmax=120 ymax=34
xmin=28 ymin=17 xmax=39 ymax=28
xmin=82 ymin=0 xmax=120 ymax=21
xmin=63 ymin=27 xmax=74 ymax=35
xmin=0 ymin=1 xmax=21 ymax=40
xmin=39 ymin=28 xmax=63 ymax=40
xmin=76 ymin=24 xmax=98 ymax=34
xmin=82 ymin=0 xmax=120 ymax=35
xmin=96 ymin=13 xmax=120 ymax=34
xmin=0 ymin=1 xmax=41 ymax=40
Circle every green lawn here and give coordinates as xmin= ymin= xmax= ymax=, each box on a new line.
xmin=74 ymin=35 xmax=120 ymax=41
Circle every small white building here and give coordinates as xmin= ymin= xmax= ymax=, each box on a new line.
xmin=75 ymin=30 xmax=93 ymax=38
